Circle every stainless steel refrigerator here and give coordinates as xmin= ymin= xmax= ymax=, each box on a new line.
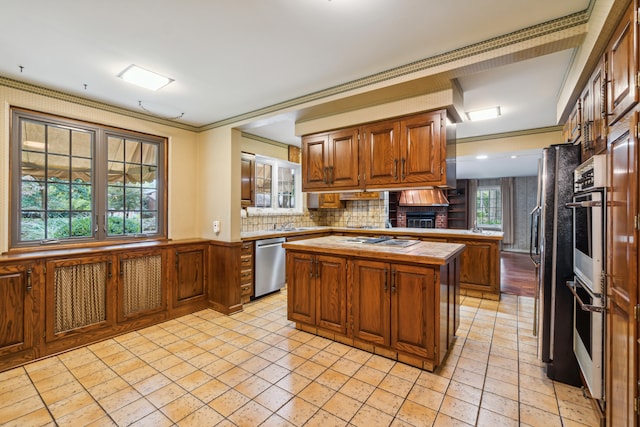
xmin=530 ymin=143 xmax=581 ymax=386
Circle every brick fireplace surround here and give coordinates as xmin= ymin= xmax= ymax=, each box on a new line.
xmin=396 ymin=206 xmax=448 ymax=228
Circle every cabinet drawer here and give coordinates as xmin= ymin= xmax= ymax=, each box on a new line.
xmin=240 ymin=255 xmax=253 ymax=267
xmin=240 ymin=269 xmax=252 ymax=284
xmin=241 ymin=241 xmax=253 ymax=254
xmin=240 ymin=283 xmax=252 ymax=296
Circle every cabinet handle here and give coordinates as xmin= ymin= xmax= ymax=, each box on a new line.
xmin=26 ymin=268 xmax=32 ymax=292
xmin=329 ymin=166 xmax=334 ymax=184
xmin=384 ymin=268 xmax=388 ymax=291
xmin=393 ymin=159 xmax=399 ymax=180
xmin=316 ymin=258 xmax=320 ymax=279
xmin=401 ymin=158 xmax=406 ymax=180
xmin=108 ymin=260 xmax=113 ymax=279
xmin=323 ymin=167 xmax=328 ymax=184
xmin=120 ymin=259 xmax=125 ymax=277
xmin=391 ymin=269 xmax=397 ymax=293
xmin=175 ymin=253 xmax=180 ymax=271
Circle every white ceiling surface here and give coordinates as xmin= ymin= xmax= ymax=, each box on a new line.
xmin=0 ymin=0 xmax=590 ymax=178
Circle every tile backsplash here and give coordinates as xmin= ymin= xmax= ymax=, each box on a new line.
xmin=241 ymin=194 xmax=388 ymax=233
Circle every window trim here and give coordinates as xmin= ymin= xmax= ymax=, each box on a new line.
xmin=475 ymin=185 xmax=502 ymax=230
xmin=9 ymin=107 xmax=168 ymax=250
xmin=247 ymin=155 xmax=302 ymax=215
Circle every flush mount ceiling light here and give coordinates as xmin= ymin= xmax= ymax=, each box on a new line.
xmin=118 ymin=64 xmax=173 ymax=91
xmin=476 ymin=154 xmax=489 ymax=160
xmin=465 ymin=106 xmax=501 ymax=121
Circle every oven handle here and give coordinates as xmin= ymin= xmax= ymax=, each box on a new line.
xmin=566 ymin=280 xmax=605 ymax=313
xmin=565 ymin=201 xmax=602 ymax=208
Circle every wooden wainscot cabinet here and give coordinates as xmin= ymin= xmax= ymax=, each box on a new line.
xmin=0 ymin=262 xmax=39 ymax=368
xmin=363 ymin=110 xmax=447 ymax=189
xmin=352 ymin=260 xmax=436 ymax=361
xmin=287 ymin=252 xmax=348 ymax=334
xmin=117 ymin=248 xmax=166 ymax=323
xmin=302 ymin=127 xmax=360 ymax=191
xmin=172 ymin=244 xmax=208 ymax=314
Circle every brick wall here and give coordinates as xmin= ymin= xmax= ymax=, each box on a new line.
xmin=396 ymin=206 xmax=448 ymax=228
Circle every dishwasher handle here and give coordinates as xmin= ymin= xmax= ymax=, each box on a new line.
xmin=257 ymin=242 xmax=284 ymax=249
xmin=256 ymin=237 xmax=286 ymax=249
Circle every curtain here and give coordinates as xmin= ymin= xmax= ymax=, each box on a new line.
xmin=54 ymin=262 xmax=107 ymax=333
xmin=123 ymin=255 xmax=162 ymax=316
xmin=467 ymin=179 xmax=478 ymax=229
xmin=501 ymin=177 xmax=515 ymax=244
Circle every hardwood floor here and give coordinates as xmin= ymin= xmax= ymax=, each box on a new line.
xmin=500 ymin=250 xmax=536 ymax=297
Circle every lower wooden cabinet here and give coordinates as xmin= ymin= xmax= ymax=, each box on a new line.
xmin=118 ymin=249 xmax=166 ymax=322
xmin=173 ymin=244 xmax=208 ymax=314
xmin=0 ymin=262 xmax=37 ymax=366
xmin=448 ymin=238 xmax=500 ymax=298
xmin=287 ymin=252 xmax=347 ymax=334
xmin=289 ymin=249 xmax=457 ymax=370
xmin=239 ymin=241 xmax=254 ymax=304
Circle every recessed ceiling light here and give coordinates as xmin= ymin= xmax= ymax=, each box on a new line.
xmin=511 ymin=155 xmax=518 ymax=159
xmin=465 ymin=106 xmax=501 ymax=121
xmin=118 ymin=65 xmax=173 ymax=91
xmin=476 ymin=155 xmax=488 ymax=160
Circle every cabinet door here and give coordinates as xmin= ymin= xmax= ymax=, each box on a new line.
xmin=352 ymin=259 xmax=390 ymax=345
xmin=328 ymin=128 xmax=360 ymax=189
xmin=316 ymin=255 xmax=347 ymax=334
xmin=241 ymin=152 xmax=255 ymax=207
xmin=319 ymin=193 xmax=344 ymax=209
xmin=400 ymin=111 xmax=445 ymax=185
xmin=174 ymin=246 xmax=206 ymax=307
xmin=362 ymin=119 xmax=401 ymax=187
xmin=118 ymin=249 xmax=165 ymax=321
xmin=0 ymin=263 xmax=35 ymax=357
xmin=591 ymin=59 xmax=607 ymax=154
xmin=565 ymin=100 xmax=582 ymax=144
xmin=607 ymin=0 xmax=638 ymax=125
xmin=302 ymin=133 xmax=329 ymax=190
xmin=287 ymin=252 xmax=316 ymax=324
xmin=606 ymin=121 xmax=637 ymax=426
xmin=391 ymin=264 xmax=435 ymax=359
xmin=455 ymin=240 xmax=498 ymax=294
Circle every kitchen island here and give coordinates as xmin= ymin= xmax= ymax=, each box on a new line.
xmin=283 ymin=235 xmax=464 ymax=371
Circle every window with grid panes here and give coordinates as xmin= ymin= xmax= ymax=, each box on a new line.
xmin=11 ymin=108 xmax=166 ymax=248
xmin=475 ymin=186 xmax=502 ymax=228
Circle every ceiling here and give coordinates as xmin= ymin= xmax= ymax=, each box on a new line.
xmin=1 ymin=0 xmax=593 ymax=178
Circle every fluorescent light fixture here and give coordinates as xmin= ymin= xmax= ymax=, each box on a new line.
xmin=476 ymin=154 xmax=488 ymax=160
xmin=118 ymin=65 xmax=173 ymax=91
xmin=466 ymin=106 xmax=501 ymax=121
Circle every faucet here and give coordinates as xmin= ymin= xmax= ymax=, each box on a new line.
xmin=279 ymin=221 xmax=294 ymax=230
xmin=346 ymin=215 xmax=352 ymax=228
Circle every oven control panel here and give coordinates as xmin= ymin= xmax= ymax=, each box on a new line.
xmin=574 ymin=154 xmax=608 ymax=192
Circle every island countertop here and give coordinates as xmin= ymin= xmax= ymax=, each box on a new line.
xmin=283 ymin=235 xmax=465 ymax=265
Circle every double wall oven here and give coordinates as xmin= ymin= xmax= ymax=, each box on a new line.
xmin=566 ymin=154 xmax=607 ymax=400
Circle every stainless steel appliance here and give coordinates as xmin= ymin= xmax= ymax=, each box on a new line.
xmin=255 ymin=237 xmax=286 ymax=298
xmin=565 ymin=154 xmax=607 ymax=400
xmin=529 ymin=143 xmax=581 ymax=386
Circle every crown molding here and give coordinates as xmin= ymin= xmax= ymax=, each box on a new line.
xmin=456 ymin=125 xmax=564 ymax=144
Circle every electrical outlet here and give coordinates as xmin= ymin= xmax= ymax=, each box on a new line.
xmin=213 ymin=220 xmax=220 ymax=233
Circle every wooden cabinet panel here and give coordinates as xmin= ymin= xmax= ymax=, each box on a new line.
xmin=316 ymin=255 xmax=347 ymax=334
xmin=363 ymin=119 xmax=400 ymax=186
xmin=0 ymin=263 xmax=35 ymax=357
xmin=118 ymin=249 xmax=165 ymax=322
xmin=607 ymin=0 xmax=638 ymax=125
xmin=448 ymin=239 xmax=498 ymax=296
xmin=174 ymin=246 xmax=206 ymax=305
xmin=241 ymin=152 xmax=255 ymax=207
xmin=391 ymin=264 xmax=435 ymax=358
xmin=328 ymin=128 xmax=360 ymax=188
xmin=400 ymin=112 xmax=444 ymax=184
xmin=606 ymin=120 xmax=637 ymax=425
xmin=352 ymin=259 xmax=390 ymax=346
xmin=287 ymin=252 xmax=316 ymax=324
xmin=303 ymin=133 xmax=330 ymax=190
xmin=564 ymin=99 xmax=581 ymax=144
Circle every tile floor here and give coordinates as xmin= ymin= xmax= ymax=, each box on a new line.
xmin=0 ymin=291 xmax=599 ymax=426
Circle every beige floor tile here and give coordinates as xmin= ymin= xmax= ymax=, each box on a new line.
xmin=416 ymin=370 xmax=450 ymax=393
xmin=174 ymin=405 xmax=224 ymax=427
xmin=254 ymin=385 xmax=294 ymax=412
xmin=322 ymin=392 xmax=362 ymax=421
xmin=149 ymin=354 xmax=183 ymax=372
xmin=188 ymin=351 xmax=220 ymax=369
xmin=480 ymin=391 xmax=519 ymax=421
xmin=110 ymin=397 xmax=157 ymax=426
xmin=343 ymin=347 xmax=373 ymax=365
xmin=395 ymin=399 xmax=438 ymax=426
xmin=275 ymin=353 xmax=307 ymax=370
xmin=305 ymin=409 xmax=349 ymax=427
xmin=87 ymin=376 xmax=130 ymax=401
xmin=366 ymin=388 xmax=404 ymax=416
xmin=276 ymin=372 xmax=312 ymax=395
xmin=101 ymin=349 xmax=135 ymax=367
xmin=55 ymin=402 xmax=106 ymax=426
xmin=160 ymin=394 xmax=204 ymax=422
xmin=121 ymin=364 xmax=159 ymax=385
xmin=276 ymin=396 xmax=320 ymax=426
xmin=559 ymin=400 xmax=600 ymax=427
xmin=439 ymin=395 xmax=479 ymax=426
xmin=163 ymin=360 xmax=198 ymax=381
xmin=217 ymin=366 xmax=253 ymax=387
xmin=202 ymin=358 xmax=235 ymax=377
xmin=339 ymin=377 xmax=376 ymax=403
xmin=519 ymin=387 xmax=559 ymax=415
xmin=191 ymin=378 xmax=230 ymax=403
xmin=406 ymin=384 xmax=444 ymax=411
xmin=38 ymin=379 xmax=82 ymax=407
xmin=209 ymin=388 xmax=251 ymax=417
xmin=228 ymin=400 xmax=273 ymax=427
xmin=324 ymin=341 xmax=352 ymax=357
xmin=256 ymin=363 xmax=291 ymax=384
xmin=234 ymin=374 xmax=272 ymax=399
xmin=146 ymin=382 xmax=187 ymax=408
xmin=314 ymin=368 xmax=350 ymax=391
xmin=1 ymin=382 xmax=41 ymax=408
xmin=483 ymin=377 xmax=519 ymax=402
xmin=519 ymin=403 xmax=563 ymax=426
xmin=350 ymin=403 xmax=394 ymax=427
xmin=31 ymin=370 xmax=77 ymax=393
xmin=4 ymin=407 xmax=54 ymax=426
xmin=0 ymin=395 xmax=45 ymax=423
xmin=309 ymin=350 xmax=341 ymax=367
xmin=260 ymin=413 xmax=297 ymax=427
xmin=291 ymin=343 xmax=321 ymax=360
xmin=365 ymin=355 xmax=396 ymax=373
xmin=378 ymin=374 xmax=413 ymax=398
xmin=48 ymin=390 xmax=95 ymax=420
xmin=132 ymin=372 xmax=172 ymax=396
xmin=452 ymin=366 xmax=485 ymax=389
xmin=331 ymin=358 xmax=362 ymax=377
xmin=554 ymin=382 xmax=594 ymax=409
xmin=446 ymin=380 xmax=482 ymax=406
xmin=353 ymin=365 xmax=387 ymax=387
xmin=298 ymin=381 xmax=335 ymax=407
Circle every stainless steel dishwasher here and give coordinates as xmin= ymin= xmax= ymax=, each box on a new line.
xmin=254 ymin=237 xmax=286 ymax=298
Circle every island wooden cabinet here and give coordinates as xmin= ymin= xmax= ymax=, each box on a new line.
xmin=0 ymin=262 xmax=38 ymax=367
xmin=287 ymin=252 xmax=347 ymax=334
xmin=448 ymin=238 xmax=499 ymax=298
xmin=352 ymin=260 xmax=436 ymax=359
xmin=363 ymin=110 xmax=446 ymax=188
xmin=302 ymin=127 xmax=360 ymax=191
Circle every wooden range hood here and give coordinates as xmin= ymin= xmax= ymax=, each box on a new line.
xmin=398 ymin=189 xmax=449 ymax=206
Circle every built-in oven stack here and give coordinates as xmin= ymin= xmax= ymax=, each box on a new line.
xmin=566 ymin=154 xmax=607 ymax=402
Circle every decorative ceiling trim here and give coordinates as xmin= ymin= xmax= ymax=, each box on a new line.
xmin=0 ymin=76 xmax=199 ymax=132
xmin=456 ymin=125 xmax=563 ymax=144
xmin=0 ymin=9 xmax=590 ymax=136
xmin=241 ymin=132 xmax=289 ymax=149
xmin=199 ymin=10 xmax=589 ymax=132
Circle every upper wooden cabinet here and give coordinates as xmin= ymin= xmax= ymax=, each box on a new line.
xmin=302 ymin=109 xmax=454 ymax=192
xmin=363 ymin=110 xmax=447 ymax=188
xmin=563 ymin=99 xmax=581 ymax=144
xmin=241 ymin=152 xmax=255 ymax=207
xmin=607 ymin=0 xmax=638 ymax=126
xmin=302 ymin=127 xmax=360 ymax=191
